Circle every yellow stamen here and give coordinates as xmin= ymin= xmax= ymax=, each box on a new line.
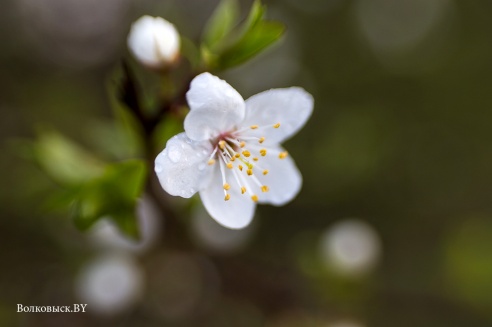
xmin=238 ymin=165 xmax=243 ymax=171
xmin=241 ymin=187 xmax=246 ymax=194
xmin=279 ymin=151 xmax=288 ymax=159
xmin=224 ymin=194 xmax=230 ymax=201
xmin=226 ymin=162 xmax=234 ymax=169
xmin=240 ymin=141 xmax=246 ymax=148
xmin=251 ymin=195 xmax=258 ymax=202
xmin=247 ymin=169 xmax=253 ymax=176
xmin=235 ymin=153 xmax=241 ymax=158
xmin=261 ymin=185 xmax=269 ymax=193
xmin=273 ymin=123 xmax=280 ymax=128
xmin=219 ymin=140 xmax=226 ymax=150
xmin=260 ymin=149 xmax=267 ymax=156
xmin=207 ymin=159 xmax=215 ymax=165
xmin=263 ymin=170 xmax=269 ymax=175
xmin=242 ymin=150 xmax=251 ymax=157
xmin=250 ymin=125 xmax=259 ymax=129
xmin=230 ymin=156 xmax=236 ymax=162
xmin=258 ymin=137 xmax=265 ymax=144
xmin=253 ymin=157 xmax=259 ymax=162
xmin=223 ymin=183 xmax=231 ymax=190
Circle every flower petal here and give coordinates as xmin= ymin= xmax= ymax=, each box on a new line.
xmin=241 ymin=87 xmax=314 ymax=144
xmin=199 ymin=165 xmax=256 ymax=229
xmin=154 ymin=133 xmax=213 ymax=198
xmin=185 ymin=73 xmax=245 ymax=141
xmin=127 ymin=16 xmax=180 ymax=68
xmin=250 ymin=145 xmax=302 ymax=206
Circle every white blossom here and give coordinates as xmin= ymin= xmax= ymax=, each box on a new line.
xmin=127 ymin=15 xmax=180 ymax=69
xmin=155 ymin=73 xmax=314 ymax=229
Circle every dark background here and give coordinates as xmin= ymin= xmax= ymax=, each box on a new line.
xmin=1 ymin=0 xmax=492 ymax=326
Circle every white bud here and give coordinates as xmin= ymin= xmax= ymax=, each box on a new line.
xmin=127 ymin=15 xmax=180 ymax=69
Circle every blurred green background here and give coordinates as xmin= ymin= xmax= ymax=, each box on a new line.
xmin=1 ymin=0 xmax=492 ymax=326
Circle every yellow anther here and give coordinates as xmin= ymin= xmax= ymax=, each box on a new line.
xmin=253 ymin=157 xmax=259 ymax=162
xmin=246 ymin=162 xmax=253 ymax=169
xmin=230 ymin=156 xmax=236 ymax=162
xmin=241 ymin=187 xmax=246 ymax=194
xmin=238 ymin=165 xmax=243 ymax=171
xmin=258 ymin=136 xmax=265 ymax=144
xmin=240 ymin=141 xmax=246 ymax=148
xmin=250 ymin=125 xmax=259 ymax=129
xmin=279 ymin=151 xmax=288 ymax=159
xmin=226 ymin=162 xmax=234 ymax=169
xmin=263 ymin=170 xmax=269 ymax=175
xmin=260 ymin=149 xmax=267 ymax=156
xmin=242 ymin=150 xmax=251 ymax=157
xmin=251 ymin=195 xmax=258 ymax=202
xmin=261 ymin=185 xmax=269 ymax=193
xmin=219 ymin=140 xmax=226 ymax=150
xmin=273 ymin=123 xmax=280 ymax=128
xmin=235 ymin=153 xmax=241 ymax=158
xmin=207 ymin=159 xmax=215 ymax=165
xmin=223 ymin=183 xmax=231 ymax=190
xmin=224 ymin=194 xmax=231 ymax=201
xmin=247 ymin=169 xmax=253 ymax=176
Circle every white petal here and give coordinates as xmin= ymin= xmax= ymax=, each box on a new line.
xmin=251 ymin=145 xmax=302 ymax=206
xmin=185 ymin=73 xmax=245 ymax=141
xmin=153 ymin=18 xmax=180 ymax=61
xmin=199 ymin=165 xmax=256 ymax=229
xmin=241 ymin=87 xmax=314 ymax=144
xmin=154 ymin=133 xmax=213 ymax=198
xmin=127 ymin=16 xmax=180 ymax=68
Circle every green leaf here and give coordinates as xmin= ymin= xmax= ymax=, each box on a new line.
xmin=111 ymin=211 xmax=140 ymax=240
xmin=71 ymin=159 xmax=147 ymax=239
xmin=181 ymin=36 xmax=201 ymax=69
xmin=152 ymin=113 xmax=184 ymax=150
xmin=217 ymin=20 xmax=285 ymax=70
xmin=105 ymin=160 xmax=147 ymax=202
xmin=202 ymin=0 xmax=240 ymax=49
xmin=202 ymin=0 xmax=285 ymax=70
xmin=33 ymin=129 xmax=105 ymax=185
xmin=239 ymin=0 xmax=266 ymax=36
xmin=72 ymin=183 xmax=107 ymax=231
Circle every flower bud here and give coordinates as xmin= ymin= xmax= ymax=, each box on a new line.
xmin=127 ymin=15 xmax=180 ymax=69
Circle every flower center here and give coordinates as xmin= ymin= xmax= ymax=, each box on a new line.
xmin=207 ymin=122 xmax=288 ymax=202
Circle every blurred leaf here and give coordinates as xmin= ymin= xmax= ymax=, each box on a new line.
xmin=44 ymin=186 xmax=83 ymax=211
xmin=203 ymin=0 xmax=285 ymax=70
xmin=72 ymin=160 xmax=147 ymax=240
xmin=444 ymin=216 xmax=492 ymax=314
xmin=31 ymin=129 xmax=105 ymax=185
xmin=111 ymin=211 xmax=140 ymax=240
xmin=153 ymin=113 xmax=184 ymax=150
xmin=105 ymin=159 xmax=147 ymax=201
xmin=238 ymin=0 xmax=266 ymax=36
xmin=181 ymin=36 xmax=201 ymax=69
xmin=202 ymin=0 xmax=240 ymax=49
xmin=217 ymin=20 xmax=285 ymax=70
xmin=86 ymin=119 xmax=142 ymax=160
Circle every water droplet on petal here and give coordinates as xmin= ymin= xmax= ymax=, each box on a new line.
xmin=167 ymin=144 xmax=182 ymax=163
